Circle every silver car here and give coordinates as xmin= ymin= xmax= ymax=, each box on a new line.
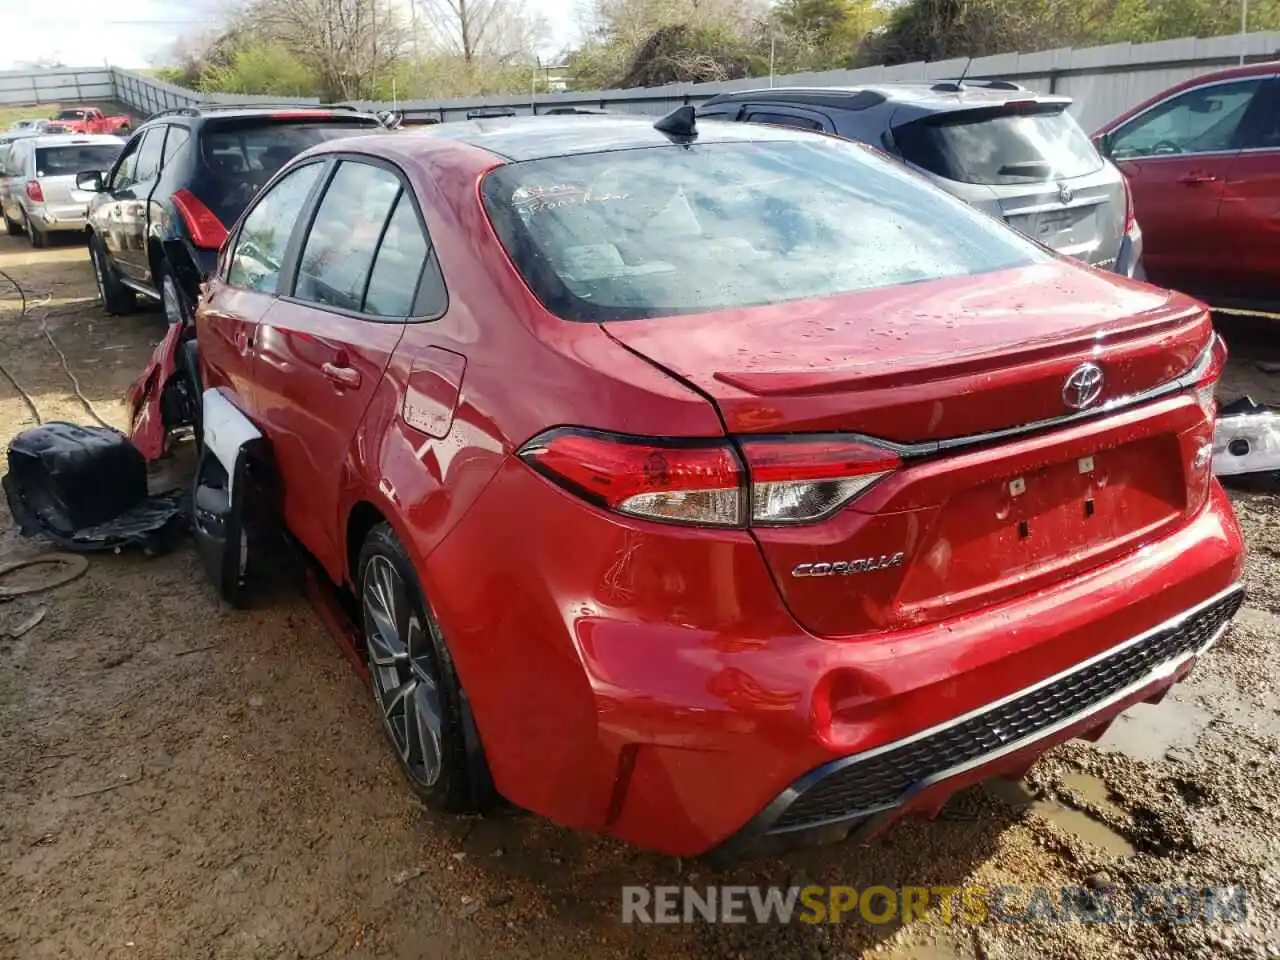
xmin=698 ymin=81 xmax=1144 ymax=278
xmin=0 ymin=133 xmax=124 ymax=247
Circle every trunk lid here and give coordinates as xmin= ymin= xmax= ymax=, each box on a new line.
xmin=996 ymin=176 xmax=1126 ymax=266
xmin=604 ymin=262 xmax=1217 ymax=637
xmin=36 ymin=173 xmax=96 ymax=205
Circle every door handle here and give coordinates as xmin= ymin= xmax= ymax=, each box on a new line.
xmin=321 ymin=361 xmax=361 ymax=389
xmin=1178 ymin=173 xmax=1219 ymax=184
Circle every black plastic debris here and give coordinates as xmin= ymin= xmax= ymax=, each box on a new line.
xmin=3 ymin=422 xmax=186 ymax=553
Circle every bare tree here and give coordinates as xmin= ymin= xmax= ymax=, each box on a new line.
xmin=255 ymin=0 xmax=410 ymax=99
xmin=414 ymin=0 xmax=547 ymax=63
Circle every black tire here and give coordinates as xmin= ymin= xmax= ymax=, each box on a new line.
xmin=357 ymin=523 xmax=494 ymax=813
xmin=26 ymin=217 xmax=46 ymax=249
xmin=88 ymin=233 xmax=136 ymax=314
xmin=3 ymin=213 xmax=19 ymax=236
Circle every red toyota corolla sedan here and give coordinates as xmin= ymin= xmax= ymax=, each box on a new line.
xmin=131 ymin=112 xmax=1244 ymax=857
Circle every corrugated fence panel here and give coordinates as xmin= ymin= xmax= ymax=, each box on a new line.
xmin=0 ymin=68 xmax=114 ymax=107
xmin=1 ymin=32 xmax=1278 ymax=130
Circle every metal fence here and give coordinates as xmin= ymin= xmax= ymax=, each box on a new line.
xmin=0 ymin=67 xmax=113 ymax=108
xmin=1 ymin=30 xmax=1278 ymax=133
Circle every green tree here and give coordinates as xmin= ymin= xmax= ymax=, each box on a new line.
xmin=774 ymin=0 xmax=884 ymax=68
xmin=198 ymin=41 xmax=319 ymax=96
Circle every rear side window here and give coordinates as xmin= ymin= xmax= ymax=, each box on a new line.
xmin=294 ymin=161 xmax=401 ymax=312
xmin=197 ymin=118 xmax=380 ymax=227
xmin=482 ymin=138 xmax=1043 ymax=323
xmin=227 ymin=162 xmax=324 ymax=293
xmin=744 ymin=111 xmax=825 ymax=131
xmin=363 ymin=193 xmax=430 ymax=317
xmin=34 ymin=144 xmax=123 ymax=177
xmin=163 ymin=126 xmax=190 ymax=166
xmin=895 ymin=106 xmax=1103 ymax=184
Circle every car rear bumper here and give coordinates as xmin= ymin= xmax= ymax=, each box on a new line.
xmin=431 ymin=460 xmax=1244 ymax=857
xmin=710 ymin=579 xmax=1242 ymax=859
xmin=33 ymin=202 xmax=88 ymax=231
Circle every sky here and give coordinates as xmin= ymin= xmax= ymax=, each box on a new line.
xmin=0 ymin=0 xmax=580 ymax=71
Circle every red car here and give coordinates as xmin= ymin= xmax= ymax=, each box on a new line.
xmin=1095 ymin=62 xmax=1280 ymax=312
xmin=130 ymin=113 xmax=1244 ymax=857
xmin=51 ymin=107 xmax=132 ymax=136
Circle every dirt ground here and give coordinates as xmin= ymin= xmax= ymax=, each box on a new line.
xmin=0 ymin=234 xmax=1277 ymax=960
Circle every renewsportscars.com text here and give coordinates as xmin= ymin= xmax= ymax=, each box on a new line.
xmin=621 ymin=884 xmax=1248 ymax=926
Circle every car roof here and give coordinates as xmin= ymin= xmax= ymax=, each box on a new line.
xmin=701 ymin=82 xmax=1071 ymax=114
xmin=138 ymin=105 xmax=383 ymax=127
xmin=26 ymin=133 xmax=124 ymax=147
xmin=380 ymin=113 xmax=813 ymax=162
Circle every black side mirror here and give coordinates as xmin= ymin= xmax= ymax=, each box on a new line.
xmin=1094 ymin=133 xmax=1113 ymax=159
xmin=76 ymin=170 xmax=104 ymax=192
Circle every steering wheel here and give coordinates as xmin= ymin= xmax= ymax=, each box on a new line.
xmin=1150 ymin=140 xmax=1183 ymax=155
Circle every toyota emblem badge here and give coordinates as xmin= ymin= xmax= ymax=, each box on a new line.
xmin=1063 ymin=363 xmax=1104 ymax=410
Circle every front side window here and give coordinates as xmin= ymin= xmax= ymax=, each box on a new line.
xmin=482 ymin=138 xmax=1044 ymax=322
xmin=109 ymin=132 xmax=148 ymax=189
xmin=1110 ymin=79 xmax=1263 ymax=159
xmin=227 ymin=162 xmax=324 ymax=293
xmin=293 ymin=161 xmax=401 ymax=312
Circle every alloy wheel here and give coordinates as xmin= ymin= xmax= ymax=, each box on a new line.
xmin=362 ymin=555 xmax=444 ymax=788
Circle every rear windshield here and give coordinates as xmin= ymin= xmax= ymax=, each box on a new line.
xmin=198 ymin=118 xmax=380 ymax=225
xmin=481 ymin=138 xmax=1043 ymax=322
xmin=54 ymin=110 xmax=86 ymax=121
xmin=35 ymin=144 xmax=122 ymax=177
xmin=894 ymin=106 xmax=1103 ymax=185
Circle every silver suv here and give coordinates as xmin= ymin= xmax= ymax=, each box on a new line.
xmin=698 ymin=81 xmax=1144 ymax=278
xmin=0 ymin=133 xmax=124 ymax=247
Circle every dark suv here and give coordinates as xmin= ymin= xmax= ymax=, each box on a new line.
xmin=77 ymin=104 xmax=385 ymax=326
xmin=698 ymin=81 xmax=1143 ymax=278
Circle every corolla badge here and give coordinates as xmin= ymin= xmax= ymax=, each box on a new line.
xmin=1058 ymin=181 xmax=1074 ymax=205
xmin=792 ymin=553 xmax=906 ymax=577
xmin=1062 ymin=362 xmax=1104 ymax=411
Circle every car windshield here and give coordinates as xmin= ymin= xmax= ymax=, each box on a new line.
xmin=481 ymin=138 xmax=1044 ymax=322
xmin=199 ymin=118 xmax=380 ymax=225
xmin=35 ymin=144 xmax=123 ymax=177
xmin=54 ymin=110 xmax=86 ymax=121
xmin=894 ymin=106 xmax=1104 ymax=185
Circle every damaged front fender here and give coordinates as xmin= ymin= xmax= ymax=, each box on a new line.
xmin=128 ymin=322 xmax=199 ymax=461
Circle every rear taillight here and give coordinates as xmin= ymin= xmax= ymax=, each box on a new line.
xmin=518 ymin=428 xmax=900 ymax=528
xmin=739 ymin=436 xmax=900 ymax=524
xmin=1189 ymin=332 xmax=1228 ymax=420
xmin=171 ymin=188 xmax=228 ymax=250
xmin=25 ymin=180 xmax=43 ymax=202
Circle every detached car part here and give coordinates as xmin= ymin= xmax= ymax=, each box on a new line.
xmin=1213 ymin=398 xmax=1280 ymax=477
xmin=2 ymin=422 xmax=184 ymax=552
xmin=191 ymin=388 xmax=272 ymax=608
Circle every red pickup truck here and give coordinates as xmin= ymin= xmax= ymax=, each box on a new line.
xmin=52 ymin=107 xmax=132 ymax=135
